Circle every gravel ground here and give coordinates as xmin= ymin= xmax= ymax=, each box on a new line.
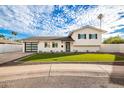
xmin=0 ymin=76 xmax=123 ymax=88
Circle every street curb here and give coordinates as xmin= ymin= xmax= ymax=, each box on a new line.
xmin=1 ymin=61 xmax=124 ymax=67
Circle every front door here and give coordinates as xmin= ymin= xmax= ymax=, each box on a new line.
xmin=66 ymin=42 xmax=70 ymax=52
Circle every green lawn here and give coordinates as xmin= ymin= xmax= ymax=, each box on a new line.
xmin=21 ymin=53 xmax=124 ymax=62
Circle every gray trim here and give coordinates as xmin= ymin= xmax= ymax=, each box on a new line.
xmin=23 ymin=36 xmax=74 ymax=42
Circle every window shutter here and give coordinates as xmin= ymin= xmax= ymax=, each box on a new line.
xmin=78 ymin=34 xmax=80 ymax=39
xmin=89 ymin=34 xmax=91 ymax=39
xmin=44 ymin=43 xmax=46 ymax=47
xmin=85 ymin=34 xmax=86 ymax=39
xmin=95 ymin=34 xmax=97 ymax=39
xmin=52 ymin=43 xmax=54 ymax=48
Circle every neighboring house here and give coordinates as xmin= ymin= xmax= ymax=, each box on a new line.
xmin=0 ymin=38 xmax=22 ymax=53
xmin=0 ymin=38 xmax=17 ymax=44
xmin=22 ymin=25 xmax=106 ymax=52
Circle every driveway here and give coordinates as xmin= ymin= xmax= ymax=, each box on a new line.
xmin=0 ymin=52 xmax=32 ymax=64
xmin=0 ymin=63 xmax=124 ymax=88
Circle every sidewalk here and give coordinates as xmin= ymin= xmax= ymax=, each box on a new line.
xmin=0 ymin=64 xmax=123 ymax=80
xmin=0 ymin=63 xmax=124 ymax=87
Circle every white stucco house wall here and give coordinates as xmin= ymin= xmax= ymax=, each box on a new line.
xmin=22 ymin=25 xmax=107 ymax=53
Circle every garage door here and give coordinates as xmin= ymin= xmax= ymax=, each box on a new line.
xmin=25 ymin=42 xmax=38 ymax=52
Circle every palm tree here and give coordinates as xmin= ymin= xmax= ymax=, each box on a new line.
xmin=0 ymin=34 xmax=5 ymax=39
xmin=97 ymin=13 xmax=104 ymax=29
xmin=11 ymin=31 xmax=18 ymax=41
xmin=7 ymin=36 xmax=13 ymax=40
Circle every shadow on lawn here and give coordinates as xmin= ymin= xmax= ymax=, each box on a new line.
xmin=1 ymin=52 xmax=124 ymax=66
xmin=22 ymin=52 xmax=124 ymax=61
xmin=0 ymin=53 xmax=81 ymax=66
xmin=21 ymin=53 xmax=81 ymax=61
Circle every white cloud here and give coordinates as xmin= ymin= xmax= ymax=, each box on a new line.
xmin=65 ymin=6 xmax=124 ymax=32
xmin=57 ymin=5 xmax=124 ymax=38
xmin=0 ymin=5 xmax=124 ymax=38
xmin=103 ymin=32 xmax=124 ymax=40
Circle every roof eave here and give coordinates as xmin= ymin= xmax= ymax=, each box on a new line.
xmin=68 ymin=26 xmax=107 ymax=37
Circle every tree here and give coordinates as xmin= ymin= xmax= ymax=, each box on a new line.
xmin=7 ymin=36 xmax=13 ymax=40
xmin=97 ymin=13 xmax=104 ymax=29
xmin=0 ymin=34 xmax=5 ymax=39
xmin=12 ymin=31 xmax=18 ymax=36
xmin=11 ymin=31 xmax=18 ymax=40
xmin=103 ymin=36 xmax=124 ymax=44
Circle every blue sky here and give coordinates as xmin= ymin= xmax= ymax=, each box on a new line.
xmin=0 ymin=5 xmax=124 ymax=39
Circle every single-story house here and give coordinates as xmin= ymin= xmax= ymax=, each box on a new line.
xmin=0 ymin=38 xmax=22 ymax=53
xmin=22 ymin=25 xmax=107 ymax=53
xmin=0 ymin=38 xmax=18 ymax=44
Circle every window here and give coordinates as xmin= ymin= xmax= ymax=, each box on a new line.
xmin=89 ymin=34 xmax=97 ymax=39
xmin=78 ymin=34 xmax=86 ymax=39
xmin=61 ymin=45 xmax=63 ymax=48
xmin=52 ymin=42 xmax=58 ymax=48
xmin=44 ymin=42 xmax=50 ymax=48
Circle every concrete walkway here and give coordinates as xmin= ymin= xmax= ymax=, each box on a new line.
xmin=0 ymin=52 xmax=31 ymax=64
xmin=0 ymin=63 xmax=124 ymax=87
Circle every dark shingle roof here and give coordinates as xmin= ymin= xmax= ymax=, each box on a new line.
xmin=23 ymin=36 xmax=74 ymax=42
